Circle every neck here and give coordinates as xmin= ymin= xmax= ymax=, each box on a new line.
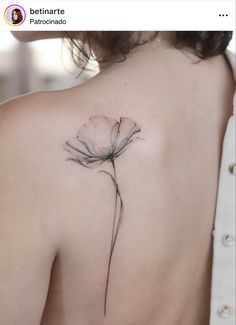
xmin=93 ymin=32 xmax=175 ymax=72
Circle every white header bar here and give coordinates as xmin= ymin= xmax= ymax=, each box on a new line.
xmin=0 ymin=1 xmax=235 ymax=31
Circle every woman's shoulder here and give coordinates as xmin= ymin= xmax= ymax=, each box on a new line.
xmin=0 ymin=89 xmax=71 ymax=121
xmin=0 ymin=87 xmax=86 ymax=142
xmin=0 ymin=88 xmax=85 ymax=193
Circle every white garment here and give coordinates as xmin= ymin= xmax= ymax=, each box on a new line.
xmin=209 ymin=49 xmax=236 ymax=324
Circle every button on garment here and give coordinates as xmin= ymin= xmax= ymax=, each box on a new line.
xmin=218 ymin=304 xmax=232 ymax=319
xmin=228 ymin=162 xmax=236 ymax=175
xmin=209 ymin=49 xmax=236 ymax=325
xmin=222 ymin=233 xmax=234 ymax=247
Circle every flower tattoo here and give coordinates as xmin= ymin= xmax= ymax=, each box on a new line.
xmin=64 ymin=116 xmax=142 ymax=316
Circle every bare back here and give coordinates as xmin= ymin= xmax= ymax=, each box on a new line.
xmin=0 ymin=40 xmax=234 ymax=325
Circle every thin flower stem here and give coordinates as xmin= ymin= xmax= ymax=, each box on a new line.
xmin=110 ymin=159 xmax=124 ymax=255
xmin=110 ymin=159 xmax=118 ymax=247
xmin=104 ymin=188 xmax=123 ymax=316
xmin=104 ymin=225 xmax=116 ymax=316
xmin=111 ymin=195 xmax=124 ymax=255
xmin=103 ymin=158 xmax=122 ymax=317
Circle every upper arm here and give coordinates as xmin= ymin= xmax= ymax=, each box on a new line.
xmin=0 ymin=94 xmax=59 ymax=324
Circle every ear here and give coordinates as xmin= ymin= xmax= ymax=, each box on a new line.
xmin=11 ymin=31 xmax=66 ymax=42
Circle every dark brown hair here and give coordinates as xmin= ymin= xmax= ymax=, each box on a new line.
xmin=64 ymin=31 xmax=233 ymax=74
xmin=12 ymin=8 xmax=23 ymax=25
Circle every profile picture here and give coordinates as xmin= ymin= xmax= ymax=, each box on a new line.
xmin=4 ymin=4 xmax=26 ymax=26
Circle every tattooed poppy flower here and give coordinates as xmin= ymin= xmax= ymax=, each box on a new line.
xmin=64 ymin=115 xmax=143 ymax=316
xmin=64 ymin=116 xmax=141 ymax=167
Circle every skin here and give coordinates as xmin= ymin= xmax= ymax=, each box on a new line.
xmin=0 ymin=32 xmax=235 ymax=325
xmin=12 ymin=11 xmax=18 ymax=21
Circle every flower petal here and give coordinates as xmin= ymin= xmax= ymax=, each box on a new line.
xmin=113 ymin=118 xmax=141 ymax=154
xmin=111 ymin=122 xmax=120 ymax=148
xmin=67 ymin=158 xmax=94 ymax=168
xmin=78 ymin=137 xmax=100 ymax=157
xmin=67 ymin=156 xmax=106 ymax=168
xmin=64 ymin=116 xmax=142 ymax=168
xmin=84 ymin=158 xmax=106 ymax=168
xmin=119 ymin=117 xmax=141 ymax=141
xmin=78 ymin=116 xmax=118 ymax=156
xmin=113 ymin=137 xmax=130 ymax=154
xmin=64 ymin=138 xmax=94 ymax=159
xmin=114 ymin=136 xmax=143 ymax=157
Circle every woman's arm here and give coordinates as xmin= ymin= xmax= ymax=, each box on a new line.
xmin=11 ymin=31 xmax=65 ymax=42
